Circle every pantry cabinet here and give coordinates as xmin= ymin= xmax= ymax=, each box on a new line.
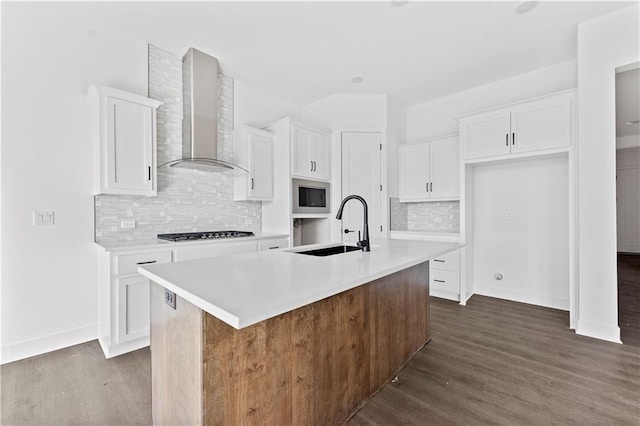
xmin=399 ymin=135 xmax=459 ymax=202
xmin=88 ymin=84 xmax=163 ymax=196
xmin=234 ymin=126 xmax=274 ymax=201
xmin=292 ymin=125 xmax=331 ymax=181
xmin=460 ymin=91 xmax=573 ymax=161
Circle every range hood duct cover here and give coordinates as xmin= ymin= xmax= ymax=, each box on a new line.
xmin=159 ymin=48 xmax=245 ymax=173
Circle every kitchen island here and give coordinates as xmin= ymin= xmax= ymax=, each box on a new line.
xmin=139 ymin=238 xmax=459 ymax=425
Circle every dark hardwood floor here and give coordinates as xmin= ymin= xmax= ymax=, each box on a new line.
xmin=2 ymin=262 xmax=639 ymax=425
xmin=619 ymin=254 xmax=640 ymax=347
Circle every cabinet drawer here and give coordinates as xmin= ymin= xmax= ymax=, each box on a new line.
xmin=116 ymin=251 xmax=172 ymax=275
xmin=173 ymin=242 xmax=257 ymax=262
xmin=258 ymin=238 xmax=289 ymax=251
xmin=430 ymin=250 xmax=459 ymax=272
xmin=430 ymin=269 xmax=459 ymax=294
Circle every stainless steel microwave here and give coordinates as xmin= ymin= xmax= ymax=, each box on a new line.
xmin=292 ymin=178 xmax=330 ymax=214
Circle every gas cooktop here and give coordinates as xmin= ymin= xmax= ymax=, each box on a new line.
xmin=157 ymin=231 xmax=255 ymax=242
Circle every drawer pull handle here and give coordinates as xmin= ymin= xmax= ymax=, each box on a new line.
xmin=433 ymin=259 xmax=445 ymax=262
xmin=136 ymin=260 xmax=157 ymax=265
xmin=268 ymin=246 xmax=279 ymax=250
xmin=434 ymin=279 xmax=446 ymax=283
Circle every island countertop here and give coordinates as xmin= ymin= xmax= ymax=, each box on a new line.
xmin=138 ymin=238 xmax=461 ymax=329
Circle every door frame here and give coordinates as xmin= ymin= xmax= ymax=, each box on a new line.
xmin=332 ymin=127 xmax=388 ymax=243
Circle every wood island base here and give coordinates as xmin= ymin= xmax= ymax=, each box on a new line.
xmin=150 ymin=261 xmax=430 ymax=425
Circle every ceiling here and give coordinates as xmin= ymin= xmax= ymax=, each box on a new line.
xmin=52 ymin=1 xmax=634 ymax=107
xmin=616 ymin=67 xmax=640 ymax=138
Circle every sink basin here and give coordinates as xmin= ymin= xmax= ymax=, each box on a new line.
xmin=295 ymin=245 xmax=362 ymax=257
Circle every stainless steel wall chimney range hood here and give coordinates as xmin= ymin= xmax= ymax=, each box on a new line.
xmin=158 ymin=48 xmax=247 ymax=174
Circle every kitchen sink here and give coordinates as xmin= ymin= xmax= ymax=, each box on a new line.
xmin=294 ymin=245 xmax=362 ymax=257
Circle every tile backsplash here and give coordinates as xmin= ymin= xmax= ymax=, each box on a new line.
xmin=94 ymin=45 xmax=261 ymax=243
xmin=390 ymin=198 xmax=460 ymax=232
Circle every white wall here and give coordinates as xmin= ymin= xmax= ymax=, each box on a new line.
xmin=472 ymin=156 xmax=569 ymax=310
xmin=576 ymin=4 xmax=639 ymax=342
xmin=1 ymin=4 xmax=149 ymax=363
xmin=301 ymin=93 xmax=388 ymax=130
xmin=406 ymin=60 xmax=577 ymax=141
xmin=233 ymin=80 xmax=301 ymax=128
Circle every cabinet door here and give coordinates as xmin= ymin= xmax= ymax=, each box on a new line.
xmin=510 ymin=96 xmax=571 ymax=154
xmin=430 ymin=137 xmax=460 ymax=199
xmin=399 ymin=143 xmax=430 ymax=202
xmin=292 ymin=127 xmax=312 ymax=178
xmin=117 ymin=275 xmax=150 ymax=343
xmin=249 ymin=131 xmax=274 ymax=199
xmin=462 ymin=110 xmax=511 ymax=160
xmin=107 ymin=98 xmax=153 ymax=193
xmin=310 ymin=132 xmax=330 ymax=180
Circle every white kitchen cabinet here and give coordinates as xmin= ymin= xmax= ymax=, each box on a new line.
xmin=399 ymin=135 xmax=459 ymax=202
xmin=461 ymin=91 xmax=573 ymax=161
xmin=98 ymin=249 xmax=172 ymax=358
xmin=257 ymin=237 xmax=290 ymax=250
xmin=292 ymin=125 xmax=331 ymax=181
xmin=88 ymin=84 xmax=163 ymax=196
xmin=389 ymin=233 xmax=460 ymax=301
xmin=234 ymin=126 xmax=274 ymax=201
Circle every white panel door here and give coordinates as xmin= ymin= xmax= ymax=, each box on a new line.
xmin=341 ymin=132 xmax=382 ymax=243
xmin=462 ymin=110 xmax=511 ymax=160
xmin=430 ymin=136 xmax=460 ymax=199
xmin=107 ymin=98 xmax=153 ymax=191
xmin=510 ymin=96 xmax=571 ymax=154
xmin=617 ymin=166 xmax=640 ymax=253
xmin=249 ymin=132 xmax=273 ymax=199
xmin=399 ymin=143 xmax=430 ymax=201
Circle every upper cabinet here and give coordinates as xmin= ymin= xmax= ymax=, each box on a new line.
xmin=88 ymin=84 xmax=163 ymax=196
xmin=460 ymin=91 xmax=574 ymax=162
xmin=292 ymin=125 xmax=331 ymax=181
xmin=234 ymin=126 xmax=274 ymax=201
xmin=399 ymin=135 xmax=460 ymax=202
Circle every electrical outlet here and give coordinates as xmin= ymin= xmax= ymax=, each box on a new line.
xmin=165 ymin=289 xmax=176 ymax=309
xmin=33 ymin=211 xmax=55 ymax=226
xmin=121 ymin=219 xmax=136 ymax=229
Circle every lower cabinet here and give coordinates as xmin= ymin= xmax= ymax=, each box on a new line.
xmin=98 ymin=249 xmax=172 ymax=358
xmin=429 ymin=249 xmax=460 ymax=301
xmin=98 ymin=237 xmax=288 ymax=358
xmin=389 ymin=232 xmax=460 ymax=302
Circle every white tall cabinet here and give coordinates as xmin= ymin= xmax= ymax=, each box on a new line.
xmin=399 ymin=135 xmax=459 ymax=202
xmin=88 ymin=84 xmax=163 ymax=196
xmin=234 ymin=126 xmax=274 ymax=201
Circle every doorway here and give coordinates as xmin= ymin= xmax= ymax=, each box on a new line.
xmin=615 ymin=63 xmax=640 ymax=346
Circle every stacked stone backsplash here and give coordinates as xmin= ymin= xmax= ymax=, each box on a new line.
xmin=94 ymin=45 xmax=261 ymax=243
xmin=390 ymin=198 xmax=460 ymax=232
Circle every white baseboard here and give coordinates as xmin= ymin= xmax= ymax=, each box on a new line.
xmin=430 ymin=289 xmax=459 ymax=302
xmin=474 ymin=283 xmax=569 ymax=311
xmin=1 ymin=324 xmax=98 ymax=365
xmin=98 ymin=336 xmax=149 ymax=359
xmin=576 ymin=319 xmax=621 ymax=344
xmin=459 ymin=291 xmax=474 ymax=306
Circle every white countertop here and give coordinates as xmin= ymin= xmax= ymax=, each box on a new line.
xmin=95 ymin=232 xmax=289 ymax=253
xmin=138 ymin=238 xmax=461 ymax=329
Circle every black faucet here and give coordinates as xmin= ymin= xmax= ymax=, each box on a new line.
xmin=336 ymin=195 xmax=370 ymax=252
